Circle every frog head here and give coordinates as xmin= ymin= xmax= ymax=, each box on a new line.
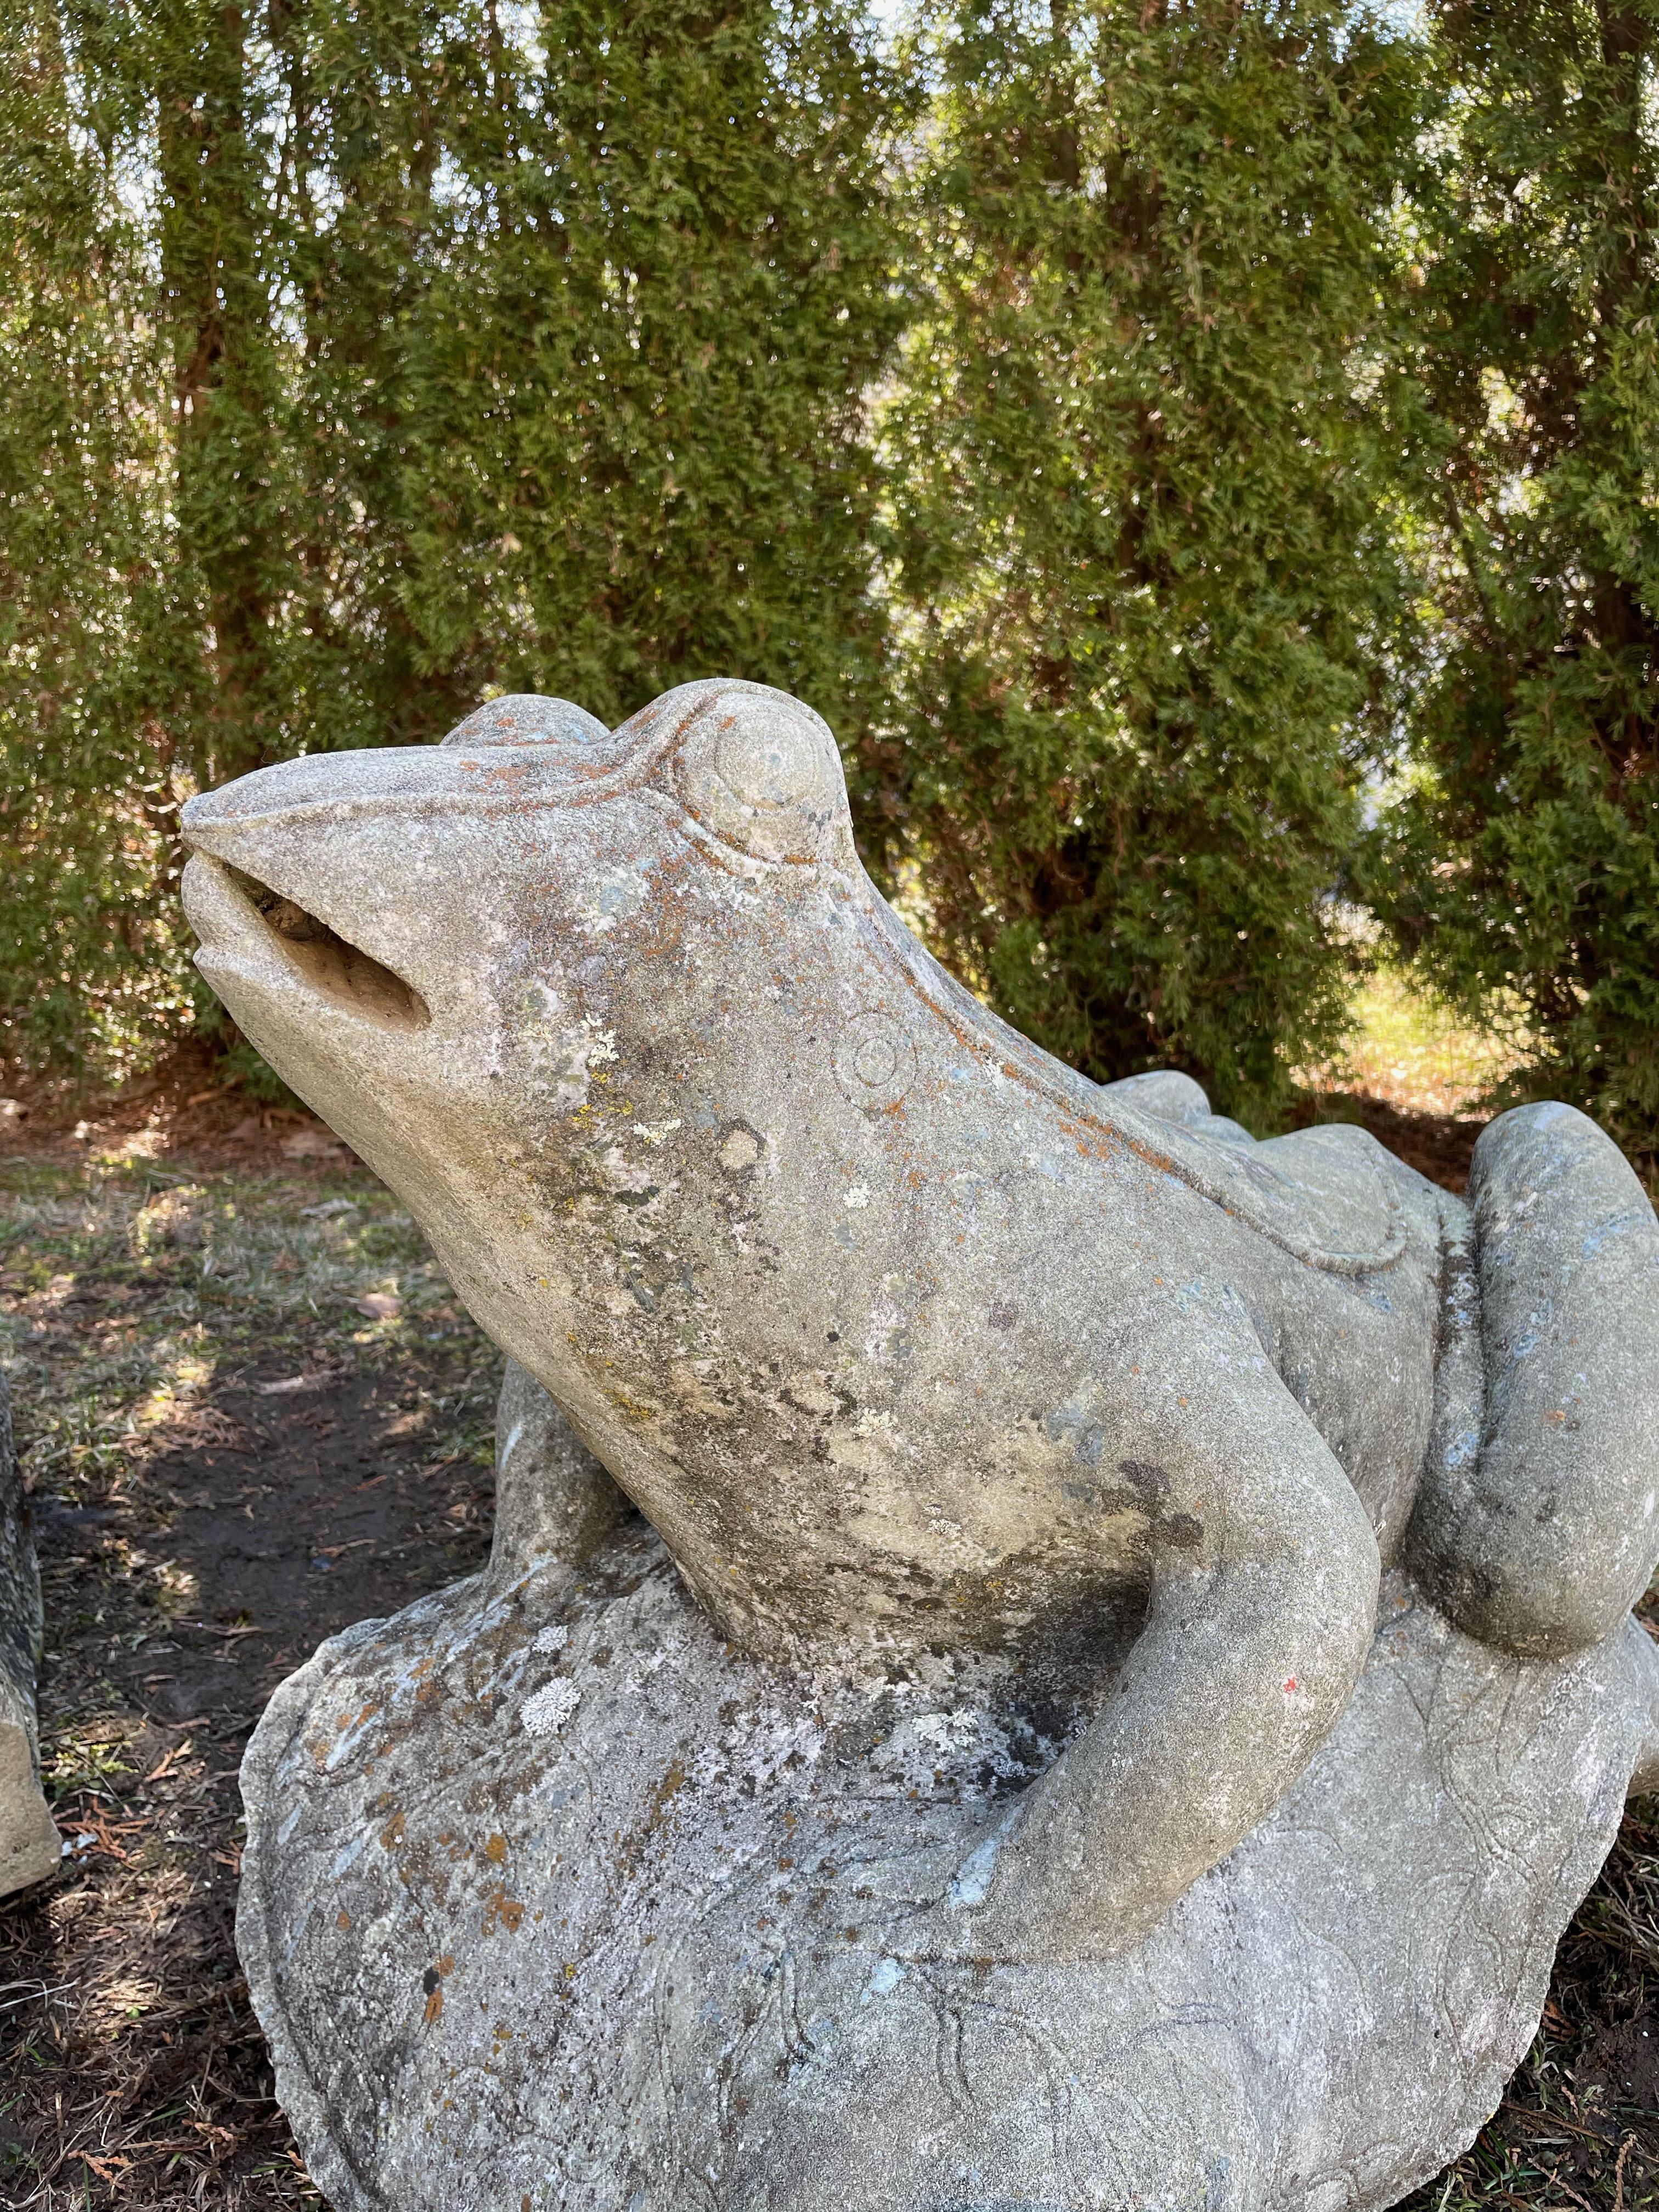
xmin=180 ymin=679 xmax=873 ymax=1181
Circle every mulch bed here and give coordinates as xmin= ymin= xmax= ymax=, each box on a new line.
xmin=0 ymin=1064 xmax=1652 ymax=2209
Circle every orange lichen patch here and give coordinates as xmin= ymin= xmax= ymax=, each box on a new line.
xmin=484 ymin=1833 xmax=509 ymax=1865
xmin=381 ymin=1809 xmax=407 ymax=1849
xmin=337 ymin=1909 xmax=353 ymax=1932
xmin=610 ymin=1752 xmax=691 ymax=1883
xmin=606 ymin=1386 xmax=659 ymax=1425
xmin=420 ymin=1954 xmax=455 ymax=2028
xmin=482 ymin=1887 xmax=526 ymax=1935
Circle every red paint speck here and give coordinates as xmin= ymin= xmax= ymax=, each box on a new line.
xmin=1283 ymin=1677 xmax=1298 ymax=1694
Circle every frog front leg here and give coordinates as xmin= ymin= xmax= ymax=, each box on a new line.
xmin=488 ymin=1359 xmax=637 ymax=1595
xmin=921 ymin=1353 xmax=1381 ymax=1962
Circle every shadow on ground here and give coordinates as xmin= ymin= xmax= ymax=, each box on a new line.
xmin=0 ymin=1118 xmax=496 ymax=2206
xmin=2 ymin=1373 xmax=494 ymax=2203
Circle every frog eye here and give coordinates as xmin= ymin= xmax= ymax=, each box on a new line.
xmin=676 ymin=684 xmax=840 ymax=861
xmin=716 ymin=716 xmax=820 ymax=809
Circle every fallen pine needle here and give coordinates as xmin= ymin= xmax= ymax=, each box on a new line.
xmin=142 ymin=1739 xmax=195 ymax=1785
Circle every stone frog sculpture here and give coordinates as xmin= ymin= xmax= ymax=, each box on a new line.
xmin=179 ymin=682 xmax=1659 ymax=2212
xmin=181 ymin=678 xmax=1658 ymax=1955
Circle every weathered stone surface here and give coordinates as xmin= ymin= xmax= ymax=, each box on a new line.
xmin=1 ymin=1370 xmax=59 ymax=1897
xmin=179 ymin=679 xmax=1659 ymax=2211
xmin=1408 ymin=1100 xmax=1659 ymax=1656
xmin=235 ymin=1542 xmax=1658 ymax=2212
xmin=489 ymin=1356 xmax=634 ymax=1598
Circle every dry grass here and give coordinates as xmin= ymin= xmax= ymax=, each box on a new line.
xmin=0 ymin=1137 xmax=499 ymax=2208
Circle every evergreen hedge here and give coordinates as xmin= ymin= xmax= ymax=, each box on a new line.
xmin=867 ymin=0 xmax=1425 ymax=1127
xmin=1359 ymin=0 xmax=1659 ymax=1174
xmin=1 ymin=0 xmax=902 ymax=1074
xmin=5 ymin=0 xmax=1659 ymax=1156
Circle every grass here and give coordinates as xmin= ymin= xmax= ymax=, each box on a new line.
xmin=0 ymin=1154 xmax=492 ymax=1506
xmin=1299 ymin=967 xmax=1533 ymax=1121
xmin=0 ymin=1141 xmax=500 ymax=2207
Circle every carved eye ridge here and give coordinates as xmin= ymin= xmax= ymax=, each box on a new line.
xmin=433 ymin=684 xmax=853 ymax=861
xmin=441 ymin=695 xmax=612 ymax=753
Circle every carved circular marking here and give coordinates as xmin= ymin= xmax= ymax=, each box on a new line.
xmin=833 ymin=1011 xmax=916 ymax=1110
xmin=718 ymin=1124 xmax=763 ymax=1175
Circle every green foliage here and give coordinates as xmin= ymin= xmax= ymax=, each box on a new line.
xmin=16 ymin=0 xmax=1658 ymax=1140
xmin=1363 ymin=2 xmax=1659 ymax=1166
xmin=0 ymin=4 xmax=193 ymax=1075
xmin=864 ymin=0 xmax=1426 ymax=1128
xmin=0 ymin=0 xmax=902 ymax=1080
xmin=397 ymin=0 xmax=905 ymax=726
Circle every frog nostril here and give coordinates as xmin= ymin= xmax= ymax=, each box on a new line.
xmin=224 ymin=867 xmax=431 ymax=1035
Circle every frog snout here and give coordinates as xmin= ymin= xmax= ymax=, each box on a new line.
xmin=181 ymin=850 xmax=432 ymax=1036
xmin=179 ymin=752 xmax=455 ymax=1036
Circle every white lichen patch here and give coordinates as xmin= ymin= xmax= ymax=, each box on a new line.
xmin=630 ymin=1120 xmax=682 ymax=1146
xmin=521 ymin=1679 xmax=582 ymax=1737
xmin=600 ymin=1146 xmax=660 ymax=1198
xmin=859 ymin=1701 xmax=1046 ymax=1801
xmin=515 ymin=984 xmax=622 ymax=1111
xmin=573 ymin=870 xmax=648 ymax=939
xmin=691 ymin=1700 xmax=832 ymax=1794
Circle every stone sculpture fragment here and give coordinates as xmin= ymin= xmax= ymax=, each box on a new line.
xmin=1 ymin=1371 xmax=59 ymax=1897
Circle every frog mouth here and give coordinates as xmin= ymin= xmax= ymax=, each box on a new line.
xmin=190 ymin=856 xmax=431 ymax=1035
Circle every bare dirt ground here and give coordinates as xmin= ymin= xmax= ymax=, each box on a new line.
xmin=0 ymin=1059 xmax=497 ymax=2205
xmin=0 ymin=1055 xmax=1652 ymax=2210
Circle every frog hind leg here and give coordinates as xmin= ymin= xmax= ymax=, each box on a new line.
xmin=1409 ymin=1103 xmax=1659 ymax=1660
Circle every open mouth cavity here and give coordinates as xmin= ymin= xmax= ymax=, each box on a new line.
xmin=224 ymin=866 xmax=431 ymax=1034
